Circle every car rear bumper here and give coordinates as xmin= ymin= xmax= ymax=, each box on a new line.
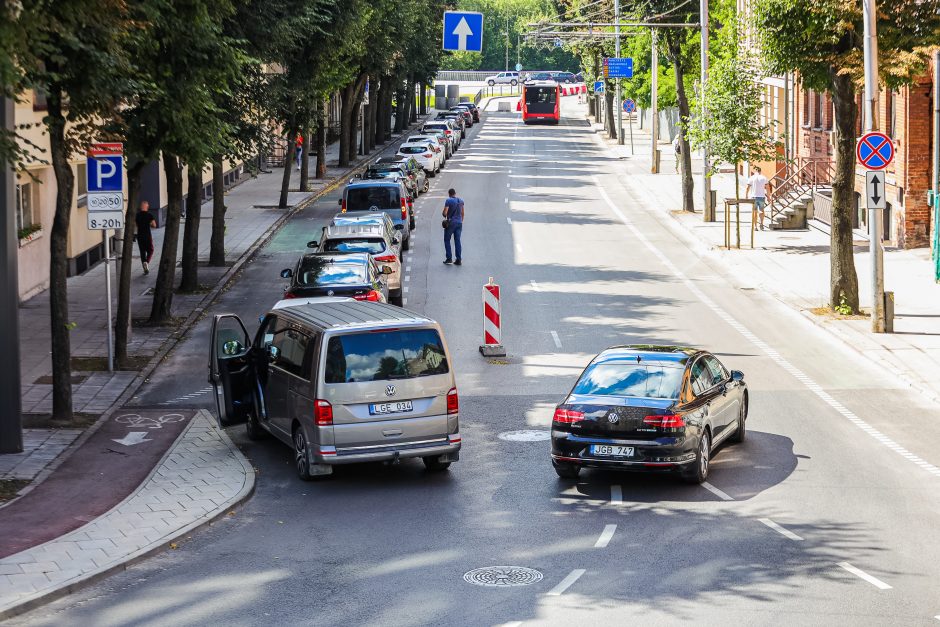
xmin=313 ymin=439 xmax=460 ymax=465
xmin=551 ymin=431 xmax=695 ymax=471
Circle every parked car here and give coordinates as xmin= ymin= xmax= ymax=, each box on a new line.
xmin=436 ymin=112 xmax=466 ymax=138
xmin=376 ymin=156 xmax=428 ymax=194
xmin=338 ymin=180 xmax=412 ymax=249
xmin=362 ymin=162 xmax=417 ymax=197
xmin=484 ymin=71 xmax=519 ymax=86
xmin=422 ymin=121 xmax=460 ymax=150
xmin=208 ymin=300 xmax=461 ymax=480
xmin=307 ymin=222 xmax=403 ymax=305
xmin=551 ymin=71 xmax=577 ymax=83
xmin=331 ymin=213 xmax=402 ymax=249
xmin=525 ymin=72 xmax=554 ymax=82
xmin=448 ymin=106 xmax=474 ymax=127
xmin=551 ymin=345 xmax=748 ymax=483
xmin=453 ymin=102 xmax=480 ymax=122
xmin=279 ymin=252 xmax=392 ymax=303
xmin=408 ymin=134 xmax=448 ymax=164
xmin=415 ymin=129 xmax=452 ymax=158
xmin=397 ymin=141 xmax=441 ymax=176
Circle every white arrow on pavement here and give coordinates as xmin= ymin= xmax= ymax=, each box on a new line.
xmin=453 ymin=17 xmax=473 ymax=51
xmin=112 ymin=431 xmax=152 ymax=446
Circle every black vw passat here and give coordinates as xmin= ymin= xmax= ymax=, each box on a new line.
xmin=551 ymin=346 xmax=748 ymax=484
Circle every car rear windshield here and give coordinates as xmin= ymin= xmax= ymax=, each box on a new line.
xmin=399 ymin=146 xmax=426 ymax=154
xmin=321 ymin=238 xmax=386 ymax=255
xmin=423 ymin=124 xmax=448 ymax=132
xmin=346 ymin=186 xmax=398 ymax=211
xmin=325 ymin=329 xmax=449 ymax=383
xmin=572 ymin=363 xmax=683 ymax=399
xmin=297 ymin=257 xmax=367 ymax=286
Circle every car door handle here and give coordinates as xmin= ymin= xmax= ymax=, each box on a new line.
xmin=383 ymin=429 xmax=403 ymax=437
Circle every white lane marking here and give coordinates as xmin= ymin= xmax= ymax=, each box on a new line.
xmin=610 ymin=485 xmax=622 ymax=505
xmin=758 ymin=518 xmax=804 ymax=541
xmin=594 ymin=524 xmax=617 ymax=548
xmin=403 ymin=287 xmax=409 ymax=293
xmin=406 ymin=265 xmax=412 ymax=271
xmin=551 ymin=330 xmax=562 ymax=348
xmin=838 ymin=562 xmax=892 ymax=590
xmin=701 ymin=482 xmax=734 ymax=501
xmin=505 ymin=197 xmax=509 ymax=203
xmin=404 ymin=276 xmax=411 ymax=282
xmin=506 ymin=217 xmax=512 ymax=225
xmin=497 ymin=623 xmax=523 ymax=627
xmin=546 ymin=569 xmax=586 ymax=596
xmin=530 ymin=280 xmax=540 ymax=291
xmin=592 ymin=175 xmax=940 ymax=479
xmin=506 ymin=182 xmax=510 ymax=188
xmin=402 ymin=298 xmax=408 ymax=305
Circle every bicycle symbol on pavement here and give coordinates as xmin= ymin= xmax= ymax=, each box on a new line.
xmin=114 ymin=413 xmax=185 ymax=430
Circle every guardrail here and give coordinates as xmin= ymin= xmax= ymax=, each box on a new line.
xmin=437 ymin=70 xmax=503 ymax=82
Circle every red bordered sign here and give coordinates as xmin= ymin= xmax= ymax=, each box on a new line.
xmin=87 ymin=142 xmax=123 ymax=158
xmin=856 ymin=132 xmax=894 ymax=171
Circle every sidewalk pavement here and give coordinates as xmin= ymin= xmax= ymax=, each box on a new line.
xmin=586 ymin=103 xmax=940 ymax=404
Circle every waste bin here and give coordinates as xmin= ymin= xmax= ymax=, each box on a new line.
xmin=884 ymin=291 xmax=895 ymax=333
xmin=446 ymin=84 xmax=459 ymax=110
xmin=434 ymin=85 xmax=446 ymax=110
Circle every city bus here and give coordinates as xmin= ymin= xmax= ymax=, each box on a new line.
xmin=521 ymin=81 xmax=560 ymax=124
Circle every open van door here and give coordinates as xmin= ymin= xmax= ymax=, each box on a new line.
xmin=208 ymin=314 xmax=255 ymax=428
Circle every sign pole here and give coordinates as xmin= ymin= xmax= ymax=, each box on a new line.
xmin=615 ymin=0 xmax=623 ymax=145
xmin=863 ymin=0 xmax=885 ymax=332
xmin=103 ymin=229 xmax=114 ymax=372
xmin=651 ymin=29 xmax=659 ymax=173
xmin=700 ymin=0 xmax=713 ymax=220
xmin=629 ymin=105 xmax=634 ymax=155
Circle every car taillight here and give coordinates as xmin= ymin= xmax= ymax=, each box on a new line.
xmin=374 ymin=254 xmax=396 ymax=262
xmin=315 ymin=399 xmax=333 ymax=426
xmin=283 ymin=291 xmax=296 ymax=299
xmin=423 ymin=153 xmax=432 ymax=158
xmin=401 ymin=198 xmax=408 ymax=219
xmin=643 ymin=414 xmax=686 ymax=428
xmin=553 ymin=407 xmax=584 ymax=424
xmin=447 ymin=387 xmax=459 ymax=415
xmin=352 ymin=290 xmax=381 ymax=302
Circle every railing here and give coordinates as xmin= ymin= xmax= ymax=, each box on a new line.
xmin=768 ymin=158 xmax=834 ymax=224
xmin=437 ymin=70 xmax=503 ymax=82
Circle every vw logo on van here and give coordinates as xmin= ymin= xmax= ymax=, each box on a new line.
xmin=385 ymin=384 xmax=396 ymax=397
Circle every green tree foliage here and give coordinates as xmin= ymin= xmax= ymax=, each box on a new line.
xmin=754 ymin=0 xmax=940 ymax=313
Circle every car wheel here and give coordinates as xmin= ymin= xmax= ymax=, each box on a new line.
xmin=410 ymin=218 xmax=416 ymax=230
xmin=553 ymin=461 xmax=580 ymax=479
xmin=390 ymin=290 xmax=403 ymax=306
xmin=487 ymin=80 xmax=495 ymax=86
xmin=682 ymin=430 xmax=710 ymax=484
xmin=422 ymin=179 xmax=430 ymax=193
xmin=293 ymin=427 xmax=313 ymax=482
xmin=428 ymin=168 xmax=435 ymax=178
xmin=403 ymin=235 xmax=410 ymax=251
xmin=510 ymin=79 xmax=518 ymax=86
xmin=730 ymin=393 xmax=747 ymax=443
xmin=423 ymin=455 xmax=451 ymax=471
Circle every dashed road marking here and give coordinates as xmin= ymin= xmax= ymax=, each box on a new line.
xmin=506 ymin=217 xmax=512 ymax=224
xmin=404 ymin=275 xmax=411 ymax=282
xmin=594 ymin=524 xmax=616 ymax=548
xmin=546 ymin=569 xmax=585 ymax=596
xmin=758 ymin=518 xmax=804 ymax=541
xmin=530 ymin=280 xmax=540 ymax=291
xmin=838 ymin=562 xmax=892 ymax=590
xmin=610 ymin=485 xmax=622 ymax=505
xmin=551 ymin=330 xmax=562 ymax=348
xmin=403 ymin=287 xmax=409 ymax=293
xmin=701 ymin=482 xmax=734 ymax=501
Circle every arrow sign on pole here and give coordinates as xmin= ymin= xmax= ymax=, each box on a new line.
xmin=112 ymin=431 xmax=152 ymax=446
xmin=442 ymin=12 xmax=483 ymax=52
xmin=453 ymin=18 xmax=473 ymax=50
xmin=866 ymin=171 xmax=886 ymax=209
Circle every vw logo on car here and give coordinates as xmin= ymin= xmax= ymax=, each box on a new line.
xmin=385 ymin=384 xmax=396 ymax=397
xmin=606 ymin=411 xmax=619 ymax=424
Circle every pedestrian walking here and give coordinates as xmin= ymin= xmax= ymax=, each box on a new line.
xmin=745 ymin=165 xmax=771 ymax=231
xmin=135 ymin=200 xmax=157 ymax=275
xmin=673 ymin=134 xmax=682 ymax=173
xmin=295 ymin=134 xmax=303 ymax=171
xmin=442 ymin=188 xmax=464 ymax=265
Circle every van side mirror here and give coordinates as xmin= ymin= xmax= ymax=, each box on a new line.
xmin=280 ymin=268 xmax=293 ymax=279
xmin=393 ymin=235 xmax=401 ymax=245
xmin=393 ymin=224 xmax=404 ymax=231
xmin=267 ymin=345 xmax=280 ymax=361
xmin=307 ymin=240 xmax=318 ymax=249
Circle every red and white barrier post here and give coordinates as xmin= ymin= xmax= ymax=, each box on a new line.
xmin=480 ymin=277 xmax=506 ymax=357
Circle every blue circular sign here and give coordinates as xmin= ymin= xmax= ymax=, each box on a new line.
xmin=856 ymin=132 xmax=894 ymax=171
xmin=622 ymin=98 xmax=636 ymax=113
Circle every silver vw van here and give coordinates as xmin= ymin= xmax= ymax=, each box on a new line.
xmin=208 ymin=299 xmax=460 ymax=480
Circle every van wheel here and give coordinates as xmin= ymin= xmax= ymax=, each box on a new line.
xmin=293 ymin=427 xmax=313 ymax=481
xmin=423 ymin=456 xmax=451 ymax=471
xmin=246 ymin=412 xmax=266 ymax=441
xmin=402 ymin=236 xmax=410 ymax=251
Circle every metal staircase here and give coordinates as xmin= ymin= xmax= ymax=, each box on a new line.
xmin=768 ymin=159 xmax=834 ymax=230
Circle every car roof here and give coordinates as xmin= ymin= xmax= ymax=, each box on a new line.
xmin=324 ymin=223 xmax=384 ymax=238
xmin=591 ymin=345 xmax=701 ymax=366
xmin=277 ymin=300 xmax=435 ymax=332
xmin=345 ymin=180 xmax=400 ymax=189
xmin=333 ymin=214 xmax=392 ymax=226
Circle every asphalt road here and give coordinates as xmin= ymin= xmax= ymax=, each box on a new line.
xmin=13 ymin=101 xmax=940 ymax=626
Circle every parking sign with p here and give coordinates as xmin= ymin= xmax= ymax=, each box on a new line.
xmin=86 ymin=142 xmax=125 ymax=230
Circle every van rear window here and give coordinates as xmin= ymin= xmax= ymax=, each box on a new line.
xmin=346 ymin=187 xmax=398 ymax=211
xmin=325 ymin=329 xmax=448 ymax=383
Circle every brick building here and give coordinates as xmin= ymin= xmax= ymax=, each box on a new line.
xmin=792 ymin=60 xmax=936 ymax=249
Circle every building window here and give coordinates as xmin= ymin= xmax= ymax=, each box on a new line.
xmin=15 ymin=183 xmax=37 ymax=235
xmin=32 ymin=89 xmax=47 ymax=112
xmin=887 ymin=90 xmax=897 ymax=138
xmin=825 ymin=96 xmax=833 ymax=131
xmin=802 ymin=91 xmax=810 ymax=127
xmin=76 ymin=162 xmax=87 ymax=206
xmin=813 ymin=91 xmax=823 ymax=128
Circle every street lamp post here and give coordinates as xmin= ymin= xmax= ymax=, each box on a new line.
xmin=863 ymin=0 xmax=885 ymax=332
xmin=700 ymin=0 xmax=713 ymax=219
xmin=615 ymin=0 xmax=623 ymax=145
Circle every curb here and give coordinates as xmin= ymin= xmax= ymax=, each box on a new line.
xmin=8 ymin=119 xmax=430 ymax=510
xmin=588 ymin=120 xmax=940 ymax=409
xmin=0 ymin=410 xmax=255 ymax=620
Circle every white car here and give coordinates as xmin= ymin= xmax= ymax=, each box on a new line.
xmin=408 ymin=134 xmax=448 ymax=164
xmin=422 ymin=121 xmax=460 ymax=150
xmin=398 ymin=141 xmax=441 ymax=176
xmin=485 ymin=71 xmax=519 ymax=86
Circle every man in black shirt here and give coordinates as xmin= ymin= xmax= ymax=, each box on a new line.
xmin=135 ymin=201 xmax=157 ymax=274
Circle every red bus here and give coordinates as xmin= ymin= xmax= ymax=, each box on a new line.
xmin=521 ymin=81 xmax=560 ymax=124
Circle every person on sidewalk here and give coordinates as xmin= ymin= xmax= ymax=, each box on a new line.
xmin=295 ymin=134 xmax=303 ymax=170
xmin=442 ymin=188 xmax=464 ymax=265
xmin=745 ymin=166 xmax=771 ymax=231
xmin=673 ymin=134 xmax=682 ymax=173
xmin=135 ymin=200 xmax=157 ymax=274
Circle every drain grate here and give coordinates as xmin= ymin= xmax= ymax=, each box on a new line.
xmin=463 ymin=566 xmax=543 ymax=587
xmin=498 ymin=430 xmax=551 ymax=442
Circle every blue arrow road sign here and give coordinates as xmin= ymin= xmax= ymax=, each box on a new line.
xmin=622 ymin=98 xmax=636 ymax=113
xmin=443 ymin=11 xmax=483 ymax=52
xmin=605 ymin=57 xmax=634 ymax=79
xmin=593 ymin=81 xmax=605 ymax=93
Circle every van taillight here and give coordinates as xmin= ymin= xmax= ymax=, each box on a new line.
xmin=315 ymin=400 xmax=333 ymax=426
xmin=447 ymin=387 xmax=459 ymax=415
xmin=401 ymin=198 xmax=407 ymax=220
xmin=341 ymin=198 xmax=346 ymax=212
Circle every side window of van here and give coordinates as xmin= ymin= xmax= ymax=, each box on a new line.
xmin=272 ymin=321 xmax=311 ymax=379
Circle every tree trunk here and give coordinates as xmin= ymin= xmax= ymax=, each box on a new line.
xmin=605 ymin=86 xmax=616 ymax=139
xmin=316 ymin=99 xmax=327 ymax=178
xmin=350 ymin=82 xmax=365 ymax=157
xmin=279 ymin=115 xmax=298 ymax=209
xmin=178 ymin=166 xmax=202 ymax=293
xmin=46 ymin=88 xmax=74 ymax=422
xmin=408 ymin=77 xmax=418 ymax=124
xmin=300 ymin=122 xmax=311 ymax=191
xmin=383 ymin=83 xmax=394 ymax=141
xmin=339 ymin=78 xmax=364 ymax=167
xmin=375 ymin=80 xmax=388 ymax=145
xmin=368 ymin=79 xmax=379 ymax=151
xmin=420 ymin=82 xmax=427 ymax=114
xmin=394 ymin=85 xmax=405 ymax=133
xmin=209 ymin=158 xmax=226 ymax=266
xmin=115 ymin=162 xmax=143 ymax=368
xmin=672 ymin=49 xmax=694 ymax=213
xmin=148 ymin=154 xmax=183 ymax=325
xmin=829 ymin=71 xmax=861 ymax=313
xmin=734 ymin=168 xmax=741 ymax=249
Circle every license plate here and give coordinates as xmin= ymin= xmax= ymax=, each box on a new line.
xmin=590 ymin=444 xmax=634 ymax=457
xmin=369 ymin=401 xmax=413 ymax=415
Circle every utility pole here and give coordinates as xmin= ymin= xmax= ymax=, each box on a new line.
xmin=651 ymin=29 xmax=659 ymax=173
xmin=0 ymin=94 xmax=23 ymax=454
xmin=700 ymin=0 xmax=712 ymax=219
xmin=863 ymin=0 xmax=885 ymax=332
xmin=505 ymin=19 xmax=510 ymax=72
xmin=615 ymin=0 xmax=623 ymax=145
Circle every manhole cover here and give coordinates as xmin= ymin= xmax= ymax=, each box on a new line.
xmin=498 ymin=430 xmax=551 ymax=442
xmin=464 ymin=566 xmax=543 ymax=587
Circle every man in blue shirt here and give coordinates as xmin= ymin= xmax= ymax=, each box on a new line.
xmin=442 ymin=188 xmax=464 ymax=265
